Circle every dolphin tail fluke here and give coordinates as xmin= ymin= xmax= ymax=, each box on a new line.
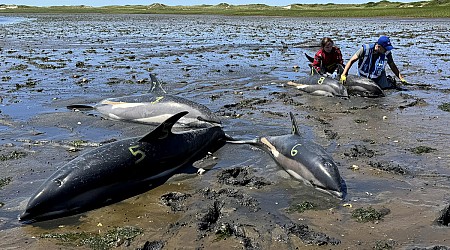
xmin=66 ymin=104 xmax=95 ymax=111
xmin=139 ymin=111 xmax=188 ymax=142
xmin=289 ymin=112 xmax=300 ymax=136
xmin=149 ymin=74 xmax=167 ymax=94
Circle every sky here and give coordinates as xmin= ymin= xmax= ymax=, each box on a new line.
xmin=1 ymin=0 xmax=418 ymax=7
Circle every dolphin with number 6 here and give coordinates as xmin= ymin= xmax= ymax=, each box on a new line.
xmin=19 ymin=111 xmax=228 ymax=223
xmin=228 ymin=112 xmax=345 ymax=198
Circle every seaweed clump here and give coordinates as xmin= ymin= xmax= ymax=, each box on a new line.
xmin=408 ymin=146 xmax=437 ymax=154
xmin=344 ymin=145 xmax=375 ymax=158
xmin=287 ymin=201 xmax=317 ymax=213
xmin=41 ymin=226 xmax=143 ymax=250
xmin=438 ymin=102 xmax=450 ymax=112
xmin=368 ymin=161 xmax=409 ymax=175
xmin=0 ymin=177 xmax=12 ymax=189
xmin=351 ymin=207 xmax=390 ymax=223
xmin=0 ymin=151 xmax=27 ymax=161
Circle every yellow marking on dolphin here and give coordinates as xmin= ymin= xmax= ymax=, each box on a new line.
xmin=290 ymin=143 xmax=302 ymax=156
xmin=151 ymin=96 xmax=164 ymax=104
xmin=317 ymin=77 xmax=325 ymax=85
xmin=128 ymin=145 xmax=146 ymax=164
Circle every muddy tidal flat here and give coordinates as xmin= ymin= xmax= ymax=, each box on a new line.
xmin=1 ymin=14 xmax=450 ymax=250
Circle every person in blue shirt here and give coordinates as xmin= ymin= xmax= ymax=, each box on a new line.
xmin=340 ymin=36 xmax=407 ymax=89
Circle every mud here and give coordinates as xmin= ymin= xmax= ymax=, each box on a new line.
xmin=1 ymin=14 xmax=450 ymax=249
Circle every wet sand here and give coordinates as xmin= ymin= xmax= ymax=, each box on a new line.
xmin=1 ymin=14 xmax=450 ymax=249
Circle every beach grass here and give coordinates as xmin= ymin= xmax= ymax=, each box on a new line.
xmin=1 ymin=0 xmax=449 ymax=18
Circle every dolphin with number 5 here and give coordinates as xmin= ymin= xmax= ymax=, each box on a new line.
xmin=228 ymin=112 xmax=345 ymax=198
xmin=67 ymin=74 xmax=221 ymax=128
xmin=19 ymin=111 xmax=228 ymax=223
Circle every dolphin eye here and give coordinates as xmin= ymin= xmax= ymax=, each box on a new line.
xmin=54 ymin=179 xmax=63 ymax=187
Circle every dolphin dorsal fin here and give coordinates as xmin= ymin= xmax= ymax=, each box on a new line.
xmin=139 ymin=111 xmax=188 ymax=142
xmin=289 ymin=112 xmax=300 ymax=136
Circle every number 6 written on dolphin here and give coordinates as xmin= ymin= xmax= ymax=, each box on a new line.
xmin=290 ymin=144 xmax=302 ymax=156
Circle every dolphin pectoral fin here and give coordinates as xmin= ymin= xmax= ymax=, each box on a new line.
xmin=289 ymin=112 xmax=300 ymax=136
xmin=139 ymin=111 xmax=188 ymax=142
xmin=225 ymin=139 xmax=259 ymax=145
xmin=66 ymin=104 xmax=95 ymax=111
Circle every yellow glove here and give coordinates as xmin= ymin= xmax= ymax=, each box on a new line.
xmin=400 ymin=77 xmax=408 ymax=84
xmin=340 ymin=75 xmax=347 ymax=84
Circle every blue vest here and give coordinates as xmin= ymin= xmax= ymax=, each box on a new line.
xmin=357 ymin=43 xmax=390 ymax=79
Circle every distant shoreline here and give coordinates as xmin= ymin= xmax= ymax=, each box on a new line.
xmin=1 ymin=1 xmax=450 ymax=18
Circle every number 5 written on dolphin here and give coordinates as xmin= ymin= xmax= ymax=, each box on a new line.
xmin=129 ymin=145 xmax=146 ymax=164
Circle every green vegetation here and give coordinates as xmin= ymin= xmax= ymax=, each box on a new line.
xmin=0 ymin=151 xmax=27 ymax=161
xmin=408 ymin=145 xmax=437 ymax=154
xmin=351 ymin=206 xmax=390 ymax=223
xmin=374 ymin=239 xmax=397 ymax=250
xmin=70 ymin=139 xmax=88 ymax=148
xmin=438 ymin=102 xmax=450 ymax=112
xmin=1 ymin=0 xmax=450 ymax=18
xmin=0 ymin=177 xmax=12 ymax=189
xmin=288 ymin=201 xmax=317 ymax=213
xmin=40 ymin=226 xmax=143 ymax=250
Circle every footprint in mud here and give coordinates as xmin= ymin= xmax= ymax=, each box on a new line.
xmin=160 ymin=192 xmax=192 ymax=212
xmin=398 ymin=93 xmax=428 ymax=108
xmin=284 ymin=223 xmax=341 ymax=246
xmin=216 ymin=166 xmax=271 ymax=189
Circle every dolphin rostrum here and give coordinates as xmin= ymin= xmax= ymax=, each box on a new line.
xmin=228 ymin=112 xmax=345 ymax=198
xmin=19 ymin=111 xmax=228 ymax=223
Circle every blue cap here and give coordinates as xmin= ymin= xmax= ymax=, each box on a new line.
xmin=377 ymin=36 xmax=394 ymax=51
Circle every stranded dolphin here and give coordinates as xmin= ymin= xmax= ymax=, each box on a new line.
xmin=67 ymin=75 xmax=221 ymax=128
xmin=344 ymin=75 xmax=385 ymax=97
xmin=287 ymin=74 xmax=349 ymax=98
xmin=19 ymin=111 xmax=228 ymax=223
xmin=304 ymin=53 xmax=384 ymax=97
xmin=228 ymin=112 xmax=345 ymax=198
